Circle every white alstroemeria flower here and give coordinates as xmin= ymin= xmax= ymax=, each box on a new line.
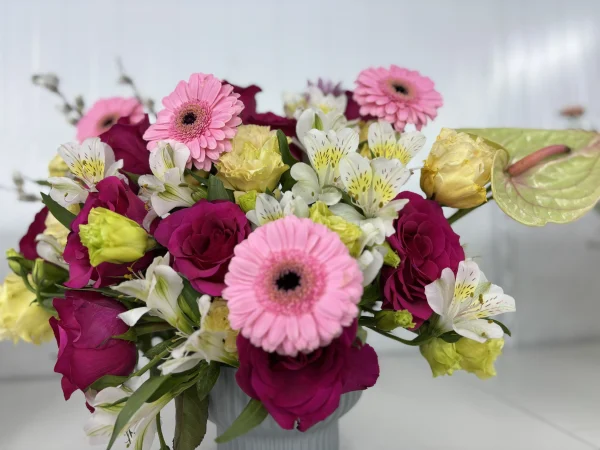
xmin=334 ymin=153 xmax=410 ymax=237
xmin=291 ymin=128 xmax=359 ymax=206
xmin=295 ymin=107 xmax=348 ymax=144
xmin=357 ymin=246 xmax=386 ymax=286
xmin=367 ymin=121 xmax=426 ymax=166
xmin=161 ymin=295 xmax=238 ymax=374
xmin=138 ymin=140 xmax=195 ymax=217
xmin=246 ymin=192 xmax=309 ymax=227
xmin=84 ymin=385 xmax=171 ymax=450
xmin=48 ymin=138 xmax=125 ymax=207
xmin=35 ymin=234 xmax=68 ymax=270
xmin=305 ymin=85 xmax=347 ymax=115
xmin=113 ymin=254 xmax=194 ymax=335
xmin=425 ymin=260 xmax=516 ymax=343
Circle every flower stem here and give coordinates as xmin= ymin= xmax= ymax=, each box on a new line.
xmin=506 ymin=145 xmax=570 ymax=177
xmin=156 ymin=412 xmax=170 ymax=450
xmin=365 ymin=325 xmax=432 ymax=346
xmin=447 ymin=199 xmax=490 ymax=225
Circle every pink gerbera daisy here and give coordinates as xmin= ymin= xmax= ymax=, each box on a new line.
xmin=76 ymin=97 xmax=144 ymax=142
xmin=223 ymin=216 xmax=363 ymax=357
xmin=143 ymin=73 xmax=244 ymax=171
xmin=353 ymin=65 xmax=443 ymax=131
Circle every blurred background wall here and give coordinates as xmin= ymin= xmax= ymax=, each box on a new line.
xmin=0 ymin=0 xmax=599 ymax=377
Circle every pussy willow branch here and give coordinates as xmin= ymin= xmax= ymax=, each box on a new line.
xmin=116 ymin=58 xmax=157 ymax=118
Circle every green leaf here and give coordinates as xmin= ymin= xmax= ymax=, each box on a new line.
xmin=145 ymin=336 xmax=183 ymax=360
xmin=196 ymin=362 xmax=220 ymax=401
xmin=359 ymin=282 xmax=380 ymax=308
xmin=207 ymin=175 xmax=233 ymax=201
xmin=277 ymin=130 xmax=298 ymax=167
xmin=90 ymin=375 xmax=130 ymax=391
xmin=215 ymin=399 xmax=269 ymax=444
xmin=439 ymin=331 xmax=462 ymax=343
xmin=134 ymin=322 xmax=175 ymax=336
xmin=40 ymin=193 xmax=76 ymax=229
xmin=113 ymin=328 xmax=137 ymax=342
xmin=179 ymin=278 xmax=201 ymax=325
xmin=458 ymin=128 xmax=600 ymax=226
xmin=486 ymin=318 xmax=512 ymax=337
xmin=313 ymin=114 xmax=324 ymax=131
xmin=184 ymin=169 xmax=209 ymax=186
xmin=173 ymin=387 xmax=208 ymax=450
xmin=107 ymin=376 xmax=172 ymax=450
xmin=122 ymin=171 xmax=140 ymax=184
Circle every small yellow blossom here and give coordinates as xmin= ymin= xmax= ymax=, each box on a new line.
xmin=420 ymin=338 xmax=461 ymax=377
xmin=203 ymin=298 xmax=238 ymax=354
xmin=309 ymin=202 xmax=363 ymax=257
xmin=456 ymin=337 xmax=504 ymax=380
xmin=48 ymin=154 xmax=69 ymax=178
xmin=216 ymin=125 xmax=289 ymax=192
xmin=0 ymin=274 xmax=53 ymax=345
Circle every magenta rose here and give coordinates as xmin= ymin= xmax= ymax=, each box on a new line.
xmin=19 ymin=207 xmax=49 ymax=260
xmin=226 ymin=82 xmax=262 ymax=122
xmin=154 ymin=200 xmax=251 ymax=296
xmin=100 ymin=115 xmax=151 ymax=176
xmin=381 ymin=191 xmax=464 ymax=326
xmin=64 ymin=176 xmax=152 ymax=288
xmin=236 ymin=321 xmax=379 ymax=431
xmin=50 ymin=291 xmax=137 ymax=400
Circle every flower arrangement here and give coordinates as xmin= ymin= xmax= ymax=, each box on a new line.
xmin=3 ymin=62 xmax=600 ymax=450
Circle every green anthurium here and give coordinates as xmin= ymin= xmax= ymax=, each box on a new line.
xmin=458 ymin=128 xmax=600 ymax=226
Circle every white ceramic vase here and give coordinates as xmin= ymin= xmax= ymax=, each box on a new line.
xmin=208 ymin=368 xmax=362 ymax=450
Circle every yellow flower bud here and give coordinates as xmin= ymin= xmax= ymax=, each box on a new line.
xmin=420 ymin=338 xmax=461 ymax=377
xmin=0 ymin=274 xmax=53 ymax=344
xmin=203 ymin=299 xmax=238 ymax=354
xmin=420 ymin=128 xmax=496 ymax=208
xmin=357 ymin=120 xmax=376 ymax=158
xmin=235 ymin=190 xmax=258 ymax=213
xmin=456 ymin=337 xmax=504 ymax=380
xmin=381 ymin=241 xmax=400 ymax=268
xmin=79 ymin=207 xmax=151 ymax=267
xmin=215 ymin=125 xmax=289 ymax=192
xmin=48 ymin=153 xmax=69 ymax=178
xmin=309 ymin=202 xmax=363 ymax=257
xmin=374 ymin=309 xmax=415 ymax=331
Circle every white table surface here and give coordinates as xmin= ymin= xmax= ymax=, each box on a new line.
xmin=1 ymin=343 xmax=599 ymax=450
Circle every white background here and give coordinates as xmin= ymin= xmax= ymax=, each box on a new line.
xmin=1 ymin=0 xmax=600 ymax=377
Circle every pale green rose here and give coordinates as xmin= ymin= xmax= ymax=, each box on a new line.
xmin=79 ymin=207 xmax=152 ymax=267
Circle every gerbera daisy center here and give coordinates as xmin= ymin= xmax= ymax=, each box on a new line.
xmin=100 ymin=115 xmax=118 ymax=129
xmin=275 ymin=270 xmax=302 ymax=292
xmin=393 ymin=83 xmax=409 ymax=95
xmin=173 ymin=101 xmax=212 ymax=141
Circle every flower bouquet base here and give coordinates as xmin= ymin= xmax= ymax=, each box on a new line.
xmin=209 ymin=368 xmax=362 ymax=450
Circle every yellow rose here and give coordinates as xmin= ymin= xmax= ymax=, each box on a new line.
xmin=420 ymin=338 xmax=461 ymax=377
xmin=203 ymin=299 xmax=238 ymax=354
xmin=48 ymin=154 xmax=69 ymax=178
xmin=309 ymin=202 xmax=363 ymax=257
xmin=456 ymin=338 xmax=504 ymax=380
xmin=79 ymin=207 xmax=152 ymax=267
xmin=215 ymin=125 xmax=289 ymax=192
xmin=420 ymin=128 xmax=496 ymax=208
xmin=0 ymin=274 xmax=53 ymax=344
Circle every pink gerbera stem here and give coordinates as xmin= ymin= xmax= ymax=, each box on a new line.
xmin=506 ymin=145 xmax=571 ymax=177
